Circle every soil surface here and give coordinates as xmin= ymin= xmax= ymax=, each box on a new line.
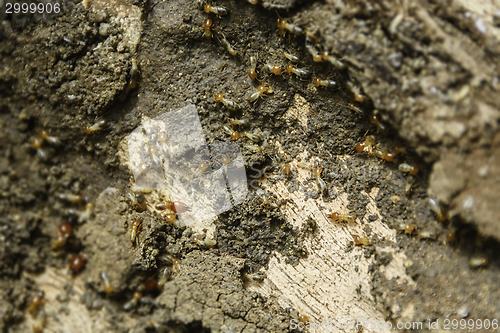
xmin=0 ymin=0 xmax=499 ymax=332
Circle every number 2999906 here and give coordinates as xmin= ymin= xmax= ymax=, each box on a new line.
xmin=5 ymin=2 xmax=61 ymax=14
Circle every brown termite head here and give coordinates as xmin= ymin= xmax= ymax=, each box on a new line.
xmin=312 ymin=163 xmax=323 ymax=178
xmin=327 ymin=212 xmax=341 ymax=222
xmin=31 ymin=136 xmax=43 ymax=150
xmin=247 ymin=0 xmax=258 ymax=4
xmin=370 ymin=113 xmax=380 ymax=126
xmin=155 ymin=201 xmax=168 ymax=210
xmin=355 ymin=141 xmax=368 ymax=153
xmin=204 ymin=3 xmax=228 ymax=15
xmin=298 ymin=314 xmax=310 ymax=324
xmin=38 ymin=130 xmax=48 ymax=140
xmin=214 ymin=92 xmax=224 ymax=103
xmin=69 ymin=254 xmax=86 ymax=273
xmin=355 ymin=135 xmax=377 ymax=154
xmin=32 ymin=130 xmax=59 ymax=149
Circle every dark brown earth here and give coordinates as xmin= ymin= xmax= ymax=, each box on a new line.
xmin=0 ymin=0 xmax=499 ymax=332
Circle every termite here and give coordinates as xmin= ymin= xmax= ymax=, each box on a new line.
xmin=313 ymin=77 xmax=337 ymax=88
xmin=215 ymin=92 xmax=239 ymax=111
xmin=130 ymin=219 xmax=142 ymax=244
xmin=218 ymin=34 xmax=238 ymax=56
xmin=246 ymin=84 xmax=273 ymax=102
xmin=286 ymin=64 xmax=311 ymax=79
xmin=248 ymin=55 xmax=258 ymax=80
xmin=276 ymin=17 xmax=303 ymax=36
xmin=203 ymin=18 xmax=213 ymax=38
xmin=204 ymin=3 xmax=228 ymax=16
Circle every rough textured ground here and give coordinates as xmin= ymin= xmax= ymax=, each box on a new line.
xmin=0 ymin=0 xmax=499 ymax=332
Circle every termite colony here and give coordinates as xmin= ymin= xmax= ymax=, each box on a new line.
xmin=23 ymin=4 xmax=453 ymax=327
xmin=194 ymin=0 xmax=449 ymax=249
